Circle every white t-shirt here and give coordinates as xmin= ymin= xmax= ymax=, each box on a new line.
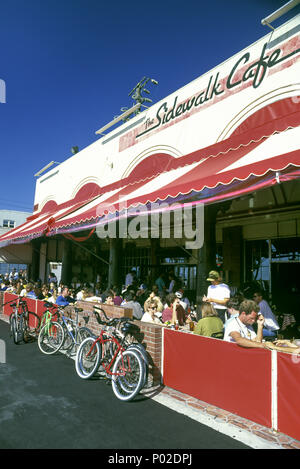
xmin=207 ymin=283 xmax=230 ymax=310
xmin=141 ymin=312 xmax=161 ymax=324
xmin=223 ymin=317 xmax=257 ymax=343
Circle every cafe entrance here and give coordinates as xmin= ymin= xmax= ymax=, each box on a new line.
xmin=245 ymin=237 xmax=300 ymax=316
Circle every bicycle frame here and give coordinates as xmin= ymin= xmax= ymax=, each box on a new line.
xmin=58 ymin=308 xmax=88 ymax=348
xmin=40 ymin=306 xmax=60 ymax=334
xmin=85 ymin=328 xmax=130 ymax=377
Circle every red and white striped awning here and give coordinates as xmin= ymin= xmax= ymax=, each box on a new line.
xmin=1 ymin=103 xmax=300 ymax=245
xmin=50 ymin=125 xmax=300 ymax=231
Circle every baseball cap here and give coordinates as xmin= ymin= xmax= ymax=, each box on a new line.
xmin=206 ymin=270 xmax=221 ymax=281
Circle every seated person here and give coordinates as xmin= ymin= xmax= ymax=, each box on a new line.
xmin=253 ymin=290 xmax=279 ymax=337
xmin=105 ymin=293 xmax=114 ymax=305
xmin=56 ymin=286 xmax=75 ymax=307
xmin=144 ymin=286 xmax=164 ymax=313
xmin=20 ymin=283 xmax=37 ymax=299
xmin=141 ymin=302 xmax=162 ymax=325
xmin=162 ymin=293 xmax=187 ymax=326
xmin=112 ymin=287 xmax=123 ymax=306
xmin=121 ymin=293 xmax=143 ymax=320
xmin=194 ymin=302 xmax=224 ymax=338
xmin=82 ymin=289 xmax=103 ymax=303
xmin=224 ymin=297 xmax=241 ymax=328
xmin=223 ymin=299 xmax=274 ymax=350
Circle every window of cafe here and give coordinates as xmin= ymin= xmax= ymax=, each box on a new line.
xmin=161 ymin=257 xmax=197 ymax=291
xmin=245 ymin=237 xmax=300 ymax=316
xmin=122 ymin=247 xmax=151 ymax=284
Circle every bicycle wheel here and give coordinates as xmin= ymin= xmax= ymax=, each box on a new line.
xmin=75 ymin=337 xmax=102 ymax=379
xmin=77 ymin=327 xmax=93 ymax=344
xmin=38 ymin=322 xmax=64 ymax=355
xmin=11 ymin=316 xmax=24 ymax=344
xmin=28 ymin=312 xmax=41 ymax=334
xmin=111 ymin=349 xmax=145 ymax=402
xmin=127 ymin=344 xmax=149 ymax=388
xmin=61 ymin=326 xmax=73 ymax=351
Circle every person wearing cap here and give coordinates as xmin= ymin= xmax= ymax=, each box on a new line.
xmin=175 ymin=291 xmax=188 ymax=311
xmin=203 ymin=270 xmax=230 ymax=324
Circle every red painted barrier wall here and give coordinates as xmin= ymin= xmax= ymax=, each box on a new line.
xmin=163 ymin=329 xmax=272 ymax=428
xmin=3 ymin=293 xmax=48 ymax=328
xmin=277 ymin=352 xmax=300 ymax=441
xmin=3 ymin=293 xmax=18 ymax=316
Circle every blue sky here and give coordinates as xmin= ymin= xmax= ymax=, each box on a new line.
xmin=0 ymin=0 xmax=298 ymax=212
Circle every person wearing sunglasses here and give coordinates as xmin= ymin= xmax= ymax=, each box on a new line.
xmin=141 ymin=302 xmax=162 ymax=324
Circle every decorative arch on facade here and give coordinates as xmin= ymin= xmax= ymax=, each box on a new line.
xmin=217 ymin=87 xmax=300 ymax=141
xmin=122 ymin=145 xmax=183 ymax=181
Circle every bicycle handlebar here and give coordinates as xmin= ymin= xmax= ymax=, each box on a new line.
xmin=3 ymin=298 xmax=27 ymax=306
xmin=93 ymin=306 xmax=135 ymax=328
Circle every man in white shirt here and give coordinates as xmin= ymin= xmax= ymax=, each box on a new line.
xmin=203 ymin=270 xmax=230 ymax=323
xmin=253 ymin=290 xmax=279 ymax=337
xmin=224 ymin=299 xmax=272 ymax=349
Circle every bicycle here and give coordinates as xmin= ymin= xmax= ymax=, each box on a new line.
xmin=58 ymin=305 xmax=93 ymax=356
xmin=38 ymin=304 xmax=92 ymax=355
xmin=5 ymin=298 xmax=40 ymax=345
xmin=75 ymin=307 xmax=147 ymax=401
xmin=37 ymin=301 xmax=65 ymax=354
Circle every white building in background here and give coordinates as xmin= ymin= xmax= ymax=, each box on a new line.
xmin=0 ymin=210 xmax=32 ymax=275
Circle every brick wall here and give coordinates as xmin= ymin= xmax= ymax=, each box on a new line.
xmin=71 ymin=300 xmax=163 ymax=385
xmin=0 ymin=293 xmax=163 ymax=385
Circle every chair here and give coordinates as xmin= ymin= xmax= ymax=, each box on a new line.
xmin=211 ymin=331 xmax=224 ymax=339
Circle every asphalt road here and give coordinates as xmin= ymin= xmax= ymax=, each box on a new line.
xmin=0 ymin=320 xmax=250 ymax=450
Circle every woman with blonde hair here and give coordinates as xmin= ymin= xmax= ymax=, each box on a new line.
xmin=141 ymin=301 xmax=162 ymax=325
xmin=193 ymin=302 xmax=224 ymax=338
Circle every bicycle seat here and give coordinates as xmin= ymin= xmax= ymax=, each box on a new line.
xmin=44 ymin=301 xmax=56 ymax=308
xmin=121 ymin=322 xmax=140 ymax=335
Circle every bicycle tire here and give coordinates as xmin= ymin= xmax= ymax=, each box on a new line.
xmin=61 ymin=325 xmax=73 ymax=351
xmin=11 ymin=315 xmax=24 ymax=345
xmin=23 ymin=312 xmax=41 ymax=342
xmin=38 ymin=321 xmax=64 ymax=355
xmin=28 ymin=312 xmax=41 ymax=333
xmin=111 ymin=349 xmax=145 ymax=402
xmin=127 ymin=344 xmax=149 ymax=388
xmin=75 ymin=337 xmax=102 ymax=379
xmin=77 ymin=327 xmax=93 ymax=344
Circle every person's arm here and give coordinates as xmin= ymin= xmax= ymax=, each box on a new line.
xmin=265 ymin=340 xmax=300 ymax=354
xmin=171 ymin=302 xmax=178 ymax=324
xmin=206 ymin=297 xmax=229 ymax=306
xmin=230 ymin=331 xmax=266 ymax=349
xmin=254 ymin=314 xmax=264 ymax=343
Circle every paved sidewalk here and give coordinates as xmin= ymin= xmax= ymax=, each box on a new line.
xmin=146 ymin=386 xmax=300 ymax=449
xmin=1 ymin=314 xmax=299 ymax=449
